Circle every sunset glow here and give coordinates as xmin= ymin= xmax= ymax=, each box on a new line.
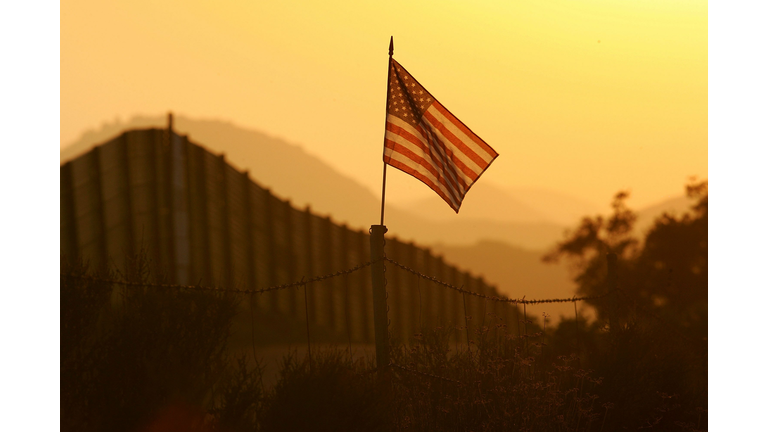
xmin=61 ymin=0 xmax=707 ymax=208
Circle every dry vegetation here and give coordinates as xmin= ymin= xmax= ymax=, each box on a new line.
xmin=61 ymin=182 xmax=707 ymax=431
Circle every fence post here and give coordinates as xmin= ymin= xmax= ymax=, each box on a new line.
xmin=369 ymin=225 xmax=391 ymax=384
xmin=606 ymin=252 xmax=618 ymax=332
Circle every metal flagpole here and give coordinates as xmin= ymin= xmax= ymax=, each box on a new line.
xmin=379 ymin=36 xmax=394 ymax=225
xmin=379 ymin=166 xmax=388 ymax=225
xmin=370 ymin=37 xmax=394 ymax=414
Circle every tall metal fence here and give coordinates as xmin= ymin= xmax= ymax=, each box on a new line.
xmin=60 ymin=124 xmax=511 ymax=344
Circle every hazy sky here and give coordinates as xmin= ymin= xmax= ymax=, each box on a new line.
xmin=61 ymin=0 xmax=707 ymax=209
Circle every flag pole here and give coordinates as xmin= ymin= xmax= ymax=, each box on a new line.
xmin=379 ymin=166 xmax=387 ymax=226
xmin=379 ymin=36 xmax=394 ymax=225
xmin=370 ymin=37 xmax=394 ymax=421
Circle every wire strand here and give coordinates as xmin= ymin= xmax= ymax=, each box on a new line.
xmin=384 ymin=257 xmax=613 ymax=304
xmin=61 ymin=260 xmax=373 ymax=295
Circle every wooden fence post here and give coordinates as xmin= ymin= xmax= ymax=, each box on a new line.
xmin=369 ymin=225 xmax=391 ymax=384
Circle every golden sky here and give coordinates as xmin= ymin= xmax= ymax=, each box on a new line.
xmin=61 ymin=0 xmax=707 ymax=209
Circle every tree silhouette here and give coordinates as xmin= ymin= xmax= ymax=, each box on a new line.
xmin=544 ymin=180 xmax=708 ymax=430
xmin=544 ymin=179 xmax=707 ymax=340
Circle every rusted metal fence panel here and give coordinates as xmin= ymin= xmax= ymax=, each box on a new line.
xmin=308 ymin=213 xmax=328 ymax=326
xmin=70 ymin=148 xmax=107 ymax=269
xmin=185 ymin=143 xmax=211 ymax=285
xmin=225 ymin=162 xmax=249 ymax=289
xmin=60 ymin=162 xmax=79 ymax=261
xmin=385 ymin=238 xmax=405 ymax=343
xmin=287 ymin=206 xmax=308 ymax=317
xmin=352 ymin=231 xmax=374 ymax=343
xmin=327 ymin=219 xmax=346 ymax=333
xmin=98 ymin=136 xmax=132 ymax=269
xmin=169 ymin=133 xmax=191 ymax=284
xmin=250 ymin=183 xmax=271 ymax=310
xmin=273 ymin=199 xmax=295 ymax=315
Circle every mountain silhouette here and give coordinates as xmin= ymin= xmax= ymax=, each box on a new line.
xmin=502 ymin=187 xmax=603 ymax=226
xmin=404 ymin=182 xmax=551 ymax=224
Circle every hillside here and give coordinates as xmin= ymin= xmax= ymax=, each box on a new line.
xmin=406 ymin=183 xmax=602 ymax=227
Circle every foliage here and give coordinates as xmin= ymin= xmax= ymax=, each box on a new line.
xmin=389 ymin=324 xmax=605 ymax=432
xmin=61 ymin=251 xmax=239 ymax=432
xmin=541 ymin=179 xmax=708 ymax=430
xmin=543 ymin=179 xmax=708 ymax=339
xmin=60 ymin=257 xmax=114 ymax=432
xmin=209 ymin=356 xmax=266 ymax=432
xmin=259 ymin=349 xmax=386 ymax=432
xmin=61 ymin=180 xmax=710 ymax=431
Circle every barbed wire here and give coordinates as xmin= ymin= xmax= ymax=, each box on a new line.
xmin=60 ymin=260 xmax=373 ymax=295
xmin=384 ymin=257 xmax=613 ymax=305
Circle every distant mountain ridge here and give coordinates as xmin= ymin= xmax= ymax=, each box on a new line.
xmin=405 ymin=182 xmax=553 ymax=224
xmin=404 ymin=182 xmax=603 ymax=227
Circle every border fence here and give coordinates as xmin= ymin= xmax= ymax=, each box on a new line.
xmin=61 ymin=119 xmax=529 ymax=345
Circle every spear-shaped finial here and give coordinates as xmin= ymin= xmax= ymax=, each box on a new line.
xmin=389 ymin=36 xmax=394 ymax=57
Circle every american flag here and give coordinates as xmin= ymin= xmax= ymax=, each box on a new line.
xmin=383 ymin=59 xmax=499 ymax=213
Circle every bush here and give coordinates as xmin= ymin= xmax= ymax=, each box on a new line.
xmin=61 ymin=252 xmax=239 ymax=432
xmin=260 ymin=349 xmax=386 ymax=432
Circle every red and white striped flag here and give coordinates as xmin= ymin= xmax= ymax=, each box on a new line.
xmin=383 ymin=59 xmax=498 ymax=212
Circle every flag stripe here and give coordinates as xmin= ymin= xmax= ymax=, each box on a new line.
xmin=383 ymin=138 xmax=462 ymax=205
xmin=384 ymin=140 xmax=462 ymax=207
xmin=432 ymin=102 xmax=498 ymax=159
xmin=383 ymin=125 xmax=465 ymax=202
xmin=384 ymin=129 xmax=466 ymax=200
xmin=387 ymin=115 xmax=469 ymax=192
xmin=415 ymin=120 xmax=476 ymax=188
xmin=385 ymin=156 xmax=459 ymax=210
xmin=417 ymin=124 xmax=469 ymax=194
xmin=383 ymin=147 xmax=461 ymax=209
xmin=422 ymin=107 xmax=490 ymax=172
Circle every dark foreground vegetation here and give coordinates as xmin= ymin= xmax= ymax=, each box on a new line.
xmin=61 ymin=181 xmax=707 ymax=431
